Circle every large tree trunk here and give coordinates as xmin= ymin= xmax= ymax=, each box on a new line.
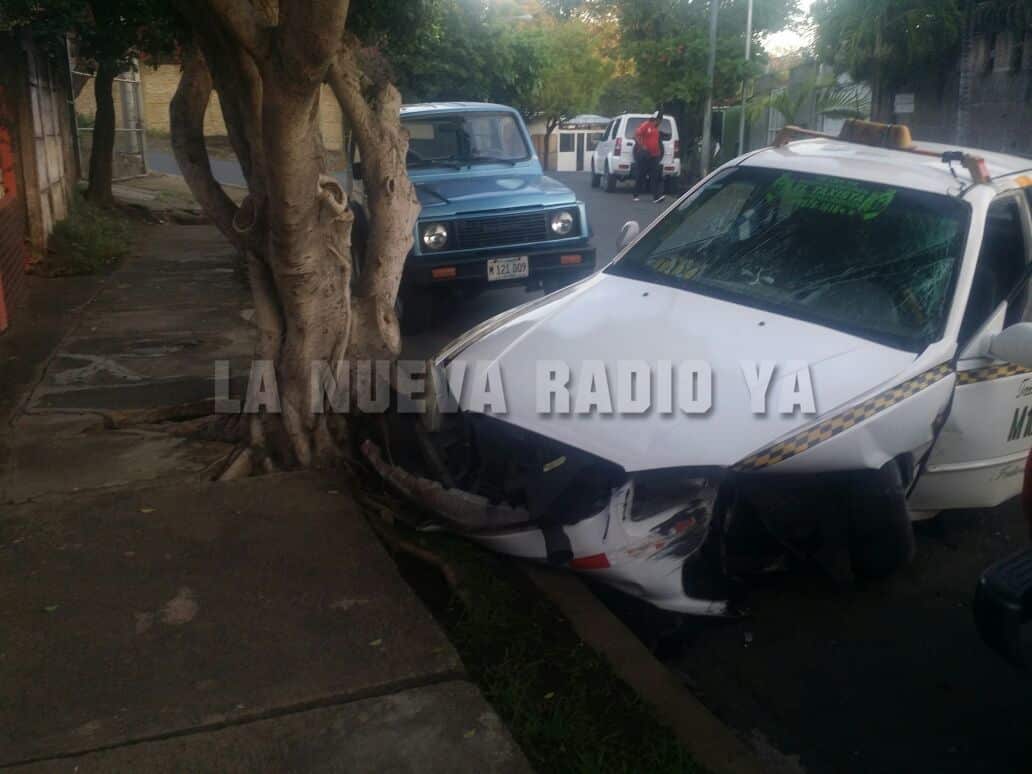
xmin=85 ymin=59 xmax=117 ymax=206
xmin=170 ymin=1 xmax=419 ymax=475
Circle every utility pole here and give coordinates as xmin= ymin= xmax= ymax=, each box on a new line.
xmin=737 ymin=0 xmax=754 ymax=156
xmin=700 ymin=0 xmax=720 ymax=177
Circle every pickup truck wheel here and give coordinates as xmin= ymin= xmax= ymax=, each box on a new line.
xmin=590 ymin=161 xmax=601 ymax=188
xmin=603 ymin=163 xmax=617 ymax=193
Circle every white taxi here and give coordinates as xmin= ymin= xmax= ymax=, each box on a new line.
xmin=366 ymin=120 xmax=1032 ymax=616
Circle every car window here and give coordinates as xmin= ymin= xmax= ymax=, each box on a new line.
xmin=604 ymin=121 xmax=615 ymax=141
xmin=959 ymin=198 xmax=1029 ymax=341
xmin=403 ymin=112 xmax=530 ymax=167
xmin=607 ymin=167 xmax=970 ymax=351
xmin=624 ymin=117 xmax=674 ymax=139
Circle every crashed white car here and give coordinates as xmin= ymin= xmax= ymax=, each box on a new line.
xmin=366 ymin=121 xmax=1032 ymax=616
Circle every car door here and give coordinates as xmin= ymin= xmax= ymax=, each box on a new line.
xmin=909 ymin=192 xmax=1032 ymax=510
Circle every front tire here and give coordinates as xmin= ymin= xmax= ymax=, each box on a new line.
xmin=590 ymin=160 xmax=601 ymax=188
xmin=848 ymin=463 xmax=915 ymax=580
xmin=398 ymin=287 xmax=436 ymax=335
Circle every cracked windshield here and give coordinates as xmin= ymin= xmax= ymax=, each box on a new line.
xmin=608 ymin=167 xmax=970 ymax=350
xmin=403 ymin=112 xmax=530 ymax=167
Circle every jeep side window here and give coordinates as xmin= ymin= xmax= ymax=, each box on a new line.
xmin=959 ymin=198 xmax=1030 ymax=342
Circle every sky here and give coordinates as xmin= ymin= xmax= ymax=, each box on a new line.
xmin=762 ymin=0 xmax=816 ymax=56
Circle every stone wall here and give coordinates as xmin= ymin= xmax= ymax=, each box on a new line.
xmin=894 ymin=30 xmax=1032 ymax=158
xmin=139 ymin=64 xmax=346 ymax=151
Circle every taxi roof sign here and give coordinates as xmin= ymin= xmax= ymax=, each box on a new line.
xmin=773 ymin=119 xmax=992 ymax=185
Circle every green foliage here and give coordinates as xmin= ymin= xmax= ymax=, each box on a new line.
xmin=813 ymin=0 xmax=1032 ymax=91
xmin=44 ymin=194 xmax=130 ymax=275
xmin=517 ymin=20 xmax=614 ymax=128
xmin=367 ymin=0 xmax=544 ymax=108
xmin=597 ymin=73 xmax=652 ymax=116
xmin=0 ymin=0 xmax=177 ymax=70
xmin=755 ymin=74 xmax=871 ymax=125
xmin=812 ymin=0 xmax=965 ymax=86
xmin=616 ymin=0 xmax=799 ymax=107
xmin=398 ymin=530 xmax=701 ymax=774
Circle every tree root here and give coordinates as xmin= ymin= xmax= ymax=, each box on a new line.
xmin=101 ymin=401 xmax=216 ymax=430
xmin=366 ymin=515 xmax=472 ymax=609
xmin=217 ymin=446 xmax=254 ymax=481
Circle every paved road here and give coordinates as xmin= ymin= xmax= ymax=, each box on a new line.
xmin=146 ymin=149 xmax=667 ymax=360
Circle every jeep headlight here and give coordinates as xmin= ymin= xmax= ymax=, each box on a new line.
xmin=550 ymin=210 xmax=575 ymax=236
xmin=421 ymin=222 xmax=449 ymax=250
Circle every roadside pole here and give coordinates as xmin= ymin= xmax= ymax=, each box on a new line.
xmin=700 ymin=0 xmax=720 ymax=178
xmin=737 ymin=0 xmax=754 ymax=156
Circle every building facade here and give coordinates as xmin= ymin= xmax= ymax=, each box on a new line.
xmin=0 ymin=33 xmax=79 ymax=334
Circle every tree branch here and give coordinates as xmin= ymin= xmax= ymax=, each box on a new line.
xmin=170 ymin=44 xmax=245 ymax=252
xmin=204 ymin=0 xmax=271 ymax=60
xmin=191 ymin=21 xmax=267 ymax=199
xmin=328 ymin=41 xmax=419 ymax=360
xmin=278 ymin=0 xmax=352 ymax=85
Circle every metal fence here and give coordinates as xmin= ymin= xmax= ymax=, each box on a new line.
xmin=71 ymin=50 xmax=147 ymax=181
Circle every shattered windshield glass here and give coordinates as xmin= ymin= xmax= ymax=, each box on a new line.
xmin=607 ymin=167 xmax=970 ymax=350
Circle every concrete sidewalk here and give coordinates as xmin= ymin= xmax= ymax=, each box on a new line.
xmin=2 ymin=216 xmax=253 ymax=505
xmin=1 ymin=473 xmax=528 ymax=771
xmin=0 ymin=184 xmax=530 ymax=771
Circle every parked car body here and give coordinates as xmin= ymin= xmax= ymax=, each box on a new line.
xmin=349 ymin=102 xmax=595 ymax=331
xmin=367 ymin=120 xmax=1032 ymax=615
xmin=591 ymin=113 xmax=681 ymax=193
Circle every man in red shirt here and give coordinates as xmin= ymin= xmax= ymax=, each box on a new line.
xmin=633 ymin=114 xmax=665 ymax=203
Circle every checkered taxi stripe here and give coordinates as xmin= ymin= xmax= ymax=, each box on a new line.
xmin=956 ymin=363 xmax=1032 ymax=385
xmin=733 ymin=363 xmax=954 ymax=472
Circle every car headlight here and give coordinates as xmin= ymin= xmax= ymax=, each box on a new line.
xmin=550 ymin=210 xmax=575 ymax=236
xmin=421 ymin=222 xmax=449 ymax=250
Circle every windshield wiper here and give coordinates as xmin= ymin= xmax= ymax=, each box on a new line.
xmin=468 ymin=155 xmax=520 ymax=166
xmin=408 ymin=157 xmax=465 ymax=170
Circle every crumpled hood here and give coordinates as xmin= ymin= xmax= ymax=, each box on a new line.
xmin=414 ymin=170 xmax=576 ymax=217
xmin=447 ymin=274 xmax=917 ymax=471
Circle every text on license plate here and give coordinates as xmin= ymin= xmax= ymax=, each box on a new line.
xmin=487 ymin=256 xmax=529 ymax=281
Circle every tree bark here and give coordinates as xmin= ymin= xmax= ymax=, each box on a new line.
xmin=85 ymin=59 xmax=118 ymax=206
xmin=542 ymin=118 xmax=559 ymax=172
xmin=171 ymin=2 xmax=419 ymax=474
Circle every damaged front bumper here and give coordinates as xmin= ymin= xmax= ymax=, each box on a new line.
xmin=362 ymin=437 xmax=730 ymax=616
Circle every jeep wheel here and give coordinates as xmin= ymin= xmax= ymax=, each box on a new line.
xmin=603 ymin=163 xmax=617 ymax=193
xmin=398 ymin=288 xmax=436 ymax=335
xmin=590 ymin=161 xmax=601 ymax=188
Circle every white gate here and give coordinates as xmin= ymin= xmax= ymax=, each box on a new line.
xmin=555 ymin=129 xmax=604 ymax=172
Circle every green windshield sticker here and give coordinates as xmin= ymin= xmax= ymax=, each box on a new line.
xmin=767 ymin=173 xmax=896 ymax=220
xmin=646 ymin=254 xmax=705 ymax=280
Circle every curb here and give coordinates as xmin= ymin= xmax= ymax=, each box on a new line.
xmin=524 ymin=565 xmax=767 ymax=774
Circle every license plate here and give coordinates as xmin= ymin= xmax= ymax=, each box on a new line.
xmin=487 ymin=256 xmax=529 ymax=282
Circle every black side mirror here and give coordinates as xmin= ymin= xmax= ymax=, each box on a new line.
xmin=974 ymin=547 xmax=1032 ymax=668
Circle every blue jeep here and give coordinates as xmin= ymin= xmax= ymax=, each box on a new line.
xmin=350 ymin=102 xmax=596 ymax=332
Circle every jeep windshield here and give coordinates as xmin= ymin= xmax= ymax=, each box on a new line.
xmin=607 ymin=167 xmax=970 ymax=351
xmin=402 ymin=112 xmax=531 ymax=169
